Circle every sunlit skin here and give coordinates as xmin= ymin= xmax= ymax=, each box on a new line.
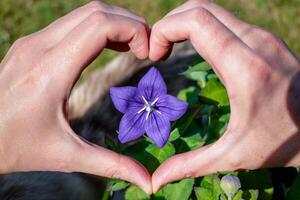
xmin=149 ymin=0 xmax=300 ymax=193
xmin=0 ymin=0 xmax=300 ymax=195
xmin=0 ymin=1 xmax=152 ymax=194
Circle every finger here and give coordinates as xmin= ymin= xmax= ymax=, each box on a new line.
xmin=69 ymin=140 xmax=152 ymax=194
xmin=47 ymin=12 xmax=149 ymax=87
xmin=152 ymin=142 xmax=229 ymax=193
xmin=149 ymin=8 xmax=255 ymax=86
xmin=166 ymin=0 xmax=252 ymax=40
xmin=36 ymin=1 xmax=147 ymax=46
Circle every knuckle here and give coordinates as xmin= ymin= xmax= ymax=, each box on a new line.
xmin=188 ymin=0 xmax=210 ymax=5
xmin=248 ymin=55 xmax=272 ymax=84
xmin=9 ymin=36 xmax=37 ymax=63
xmin=86 ymin=11 xmax=108 ymax=27
xmin=189 ymin=7 xmax=213 ymax=27
xmin=261 ymin=31 xmax=281 ymax=46
xmin=87 ymin=0 xmax=102 ymax=8
xmin=12 ymin=36 xmax=32 ymax=51
xmin=106 ymin=167 xmax=121 ymax=179
xmin=106 ymin=155 xmax=125 ymax=179
xmin=87 ymin=0 xmax=113 ymax=11
xmin=184 ymin=168 xmax=197 ymax=178
xmin=254 ymin=28 xmax=284 ymax=49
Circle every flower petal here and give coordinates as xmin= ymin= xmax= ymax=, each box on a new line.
xmin=110 ymin=86 xmax=140 ymax=113
xmin=118 ymin=108 xmax=146 ymax=143
xmin=156 ymin=94 xmax=188 ymax=121
xmin=138 ymin=67 xmax=167 ymax=100
xmin=145 ymin=112 xmax=171 ymax=148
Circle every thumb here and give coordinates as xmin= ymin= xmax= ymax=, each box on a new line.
xmin=67 ymin=136 xmax=152 ymax=194
xmin=152 ymin=140 xmax=233 ymax=193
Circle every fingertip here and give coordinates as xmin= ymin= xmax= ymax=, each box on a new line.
xmin=149 ymin=51 xmax=162 ymax=62
xmin=137 ymin=166 xmax=153 ymax=195
xmin=149 ymin=27 xmax=171 ymax=62
xmin=149 ymin=44 xmax=168 ymax=62
xmin=135 ymin=49 xmax=149 ymax=60
xmin=130 ymin=27 xmax=149 ymax=60
xmin=152 ymin=171 xmax=163 ymax=193
xmin=126 ymin=157 xmax=153 ymax=194
xmin=152 ymin=163 xmax=170 ymax=193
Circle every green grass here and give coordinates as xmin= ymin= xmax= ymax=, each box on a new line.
xmin=0 ymin=0 xmax=299 ymax=80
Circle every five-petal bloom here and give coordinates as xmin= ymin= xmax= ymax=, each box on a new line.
xmin=110 ymin=67 xmax=188 ymax=148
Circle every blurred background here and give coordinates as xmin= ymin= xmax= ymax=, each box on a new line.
xmin=0 ymin=0 xmax=299 ymax=80
xmin=0 ymin=1 xmax=299 ymax=199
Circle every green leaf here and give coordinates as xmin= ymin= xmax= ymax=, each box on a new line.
xmin=145 ymin=142 xmax=176 ymax=163
xmin=169 ymin=128 xmax=181 ymax=142
xmin=161 ymin=179 xmax=195 ymax=200
xmin=200 ymin=79 xmax=229 ymax=107
xmin=125 ymin=186 xmax=150 ymax=200
xmin=259 ymin=188 xmax=273 ymax=200
xmin=185 ymin=69 xmax=207 ymax=82
xmin=110 ymin=181 xmax=130 ymax=191
xmin=287 ymin=174 xmax=300 ymax=200
xmin=193 ymin=61 xmax=212 ymax=71
xmin=233 ymin=189 xmax=259 ymax=200
xmin=177 ymin=86 xmax=200 ymax=105
xmin=181 ymin=133 xmax=204 ymax=150
xmin=248 ymin=190 xmax=259 ymax=200
xmin=219 ymin=113 xmax=230 ymax=123
xmin=123 ymin=141 xmax=160 ymax=173
xmin=183 ymin=61 xmax=213 ymax=88
xmin=183 ymin=62 xmax=211 ymax=81
xmin=196 ymin=174 xmax=224 ymax=199
xmin=233 ymin=190 xmax=244 ymax=200
xmin=200 ymin=174 xmax=224 ymax=199
xmin=195 ymin=187 xmax=214 ymax=200
xmin=173 ymin=120 xmax=204 ymax=153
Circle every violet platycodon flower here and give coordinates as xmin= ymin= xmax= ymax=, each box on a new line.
xmin=110 ymin=67 xmax=188 ymax=148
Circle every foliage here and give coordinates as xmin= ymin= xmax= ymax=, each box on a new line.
xmin=104 ymin=61 xmax=300 ymax=199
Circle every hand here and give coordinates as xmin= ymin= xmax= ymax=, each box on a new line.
xmin=149 ymin=0 xmax=300 ymax=192
xmin=0 ymin=1 xmax=152 ymax=194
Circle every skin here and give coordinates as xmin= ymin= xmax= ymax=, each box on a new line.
xmin=0 ymin=1 xmax=152 ymax=194
xmin=150 ymin=0 xmax=300 ymax=193
xmin=1 ymin=0 xmax=300 ymax=195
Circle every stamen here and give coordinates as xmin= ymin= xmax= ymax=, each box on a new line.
xmin=137 ymin=106 xmax=147 ymax=114
xmin=141 ymin=96 xmax=148 ymax=105
xmin=137 ymin=95 xmax=160 ymax=120
xmin=151 ymin=97 xmax=159 ymax=106
xmin=146 ymin=110 xmax=151 ymax=120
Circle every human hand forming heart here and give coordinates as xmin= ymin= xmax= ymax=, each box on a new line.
xmin=0 ymin=1 xmax=152 ymax=194
xmin=149 ymin=0 xmax=300 ymax=192
xmin=1 ymin=0 xmax=300 ymax=196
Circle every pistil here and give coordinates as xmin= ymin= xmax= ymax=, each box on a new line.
xmin=137 ymin=96 xmax=160 ymax=120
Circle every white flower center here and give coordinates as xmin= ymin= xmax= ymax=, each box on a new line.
xmin=137 ymin=96 xmax=161 ymax=120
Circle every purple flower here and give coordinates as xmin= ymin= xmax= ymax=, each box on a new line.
xmin=110 ymin=67 xmax=188 ymax=148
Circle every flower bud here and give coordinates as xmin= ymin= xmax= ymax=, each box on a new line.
xmin=220 ymin=174 xmax=241 ymax=198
